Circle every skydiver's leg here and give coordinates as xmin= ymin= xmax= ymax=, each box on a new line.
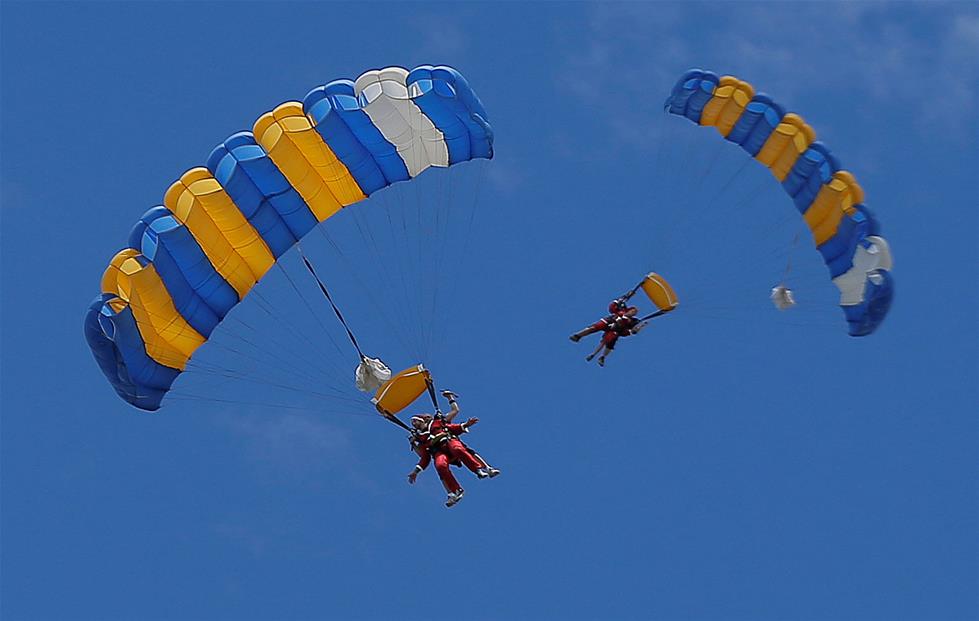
xmin=585 ymin=339 xmax=605 ymax=361
xmin=468 ymin=449 xmax=501 ymax=477
xmin=597 ymin=331 xmax=620 ymax=366
xmin=434 ymin=452 xmax=462 ymax=494
xmin=446 ymin=439 xmax=484 ymax=475
xmin=571 ymin=318 xmax=611 ymax=342
xmin=597 ymin=347 xmax=612 ymax=366
xmin=464 ymin=446 xmax=489 ymax=468
xmin=571 ymin=325 xmax=600 ymax=342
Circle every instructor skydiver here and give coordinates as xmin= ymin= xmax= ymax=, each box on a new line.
xmin=406 ymin=390 xmax=501 ymax=507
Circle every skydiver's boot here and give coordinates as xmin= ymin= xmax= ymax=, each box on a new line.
xmin=597 ymin=355 xmax=607 ymax=367
xmin=586 ymin=348 xmax=602 ymax=362
xmin=469 ymin=451 xmax=498 ymax=478
xmin=586 ymin=341 xmax=604 ymax=362
xmin=445 ymin=489 xmax=465 ymax=507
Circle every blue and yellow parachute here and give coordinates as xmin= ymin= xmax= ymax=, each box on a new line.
xmin=664 ymin=69 xmax=894 ymax=336
xmin=84 ymin=65 xmax=493 ymax=411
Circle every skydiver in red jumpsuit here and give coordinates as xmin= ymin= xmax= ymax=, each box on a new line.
xmin=586 ymin=313 xmax=646 ymax=367
xmin=570 ymin=293 xmax=640 ymax=343
xmin=570 ymin=291 xmax=663 ymax=366
xmin=406 ymin=390 xmax=500 ymax=507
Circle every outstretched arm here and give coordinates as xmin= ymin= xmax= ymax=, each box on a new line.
xmin=447 ymin=418 xmax=479 ymax=435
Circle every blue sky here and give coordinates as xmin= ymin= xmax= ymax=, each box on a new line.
xmin=2 ymin=2 xmax=977 ymax=620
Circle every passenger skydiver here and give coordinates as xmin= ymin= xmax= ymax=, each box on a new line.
xmin=406 ymin=390 xmax=501 ymax=507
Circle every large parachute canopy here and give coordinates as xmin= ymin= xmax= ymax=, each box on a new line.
xmin=85 ymin=65 xmax=493 ymax=411
xmin=663 ymin=69 xmax=894 ymax=336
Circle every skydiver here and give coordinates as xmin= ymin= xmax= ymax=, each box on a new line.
xmin=406 ymin=390 xmax=500 ymax=507
xmin=583 ymin=312 xmax=655 ymax=367
xmin=570 ymin=291 xmax=668 ymax=366
xmin=569 ymin=291 xmax=640 ymax=343
xmin=433 ymin=390 xmax=500 ymax=481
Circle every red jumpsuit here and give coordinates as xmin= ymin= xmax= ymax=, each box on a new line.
xmin=414 ymin=422 xmax=483 ymax=494
xmin=591 ymin=300 xmax=639 ymax=333
xmin=601 ymin=314 xmax=640 ymax=350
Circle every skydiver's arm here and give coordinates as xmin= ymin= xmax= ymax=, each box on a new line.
xmin=444 ymin=399 xmax=460 ymax=422
xmin=448 ymin=419 xmax=479 ymax=435
xmin=416 ymin=448 xmax=430 ymax=470
xmin=408 ymin=448 xmax=429 ymax=484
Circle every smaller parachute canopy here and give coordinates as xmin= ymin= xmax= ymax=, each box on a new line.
xmin=373 ymin=364 xmax=432 ymax=416
xmin=640 ymin=273 xmax=679 ymax=312
xmin=355 ymin=357 xmax=392 ymax=393
xmin=770 ymin=285 xmax=796 ymax=310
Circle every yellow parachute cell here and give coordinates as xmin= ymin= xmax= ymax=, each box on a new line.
xmin=372 ymin=365 xmax=432 ymax=416
xmin=640 ymin=272 xmax=679 ymax=312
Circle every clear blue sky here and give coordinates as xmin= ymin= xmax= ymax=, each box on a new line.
xmin=2 ymin=2 xmax=977 ymax=620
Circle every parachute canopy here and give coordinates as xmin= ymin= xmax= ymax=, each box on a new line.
xmin=664 ymin=69 xmax=893 ymax=336
xmin=640 ymin=272 xmax=679 ymax=312
xmin=85 ymin=65 xmax=493 ymax=410
xmin=372 ymin=365 xmax=433 ymax=417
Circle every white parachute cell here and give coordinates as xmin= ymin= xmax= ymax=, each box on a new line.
xmin=832 ymin=236 xmax=893 ymax=306
xmin=355 ymin=357 xmax=393 ymax=393
xmin=354 ymin=67 xmax=449 ymax=177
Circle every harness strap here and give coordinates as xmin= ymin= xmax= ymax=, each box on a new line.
xmin=638 ymin=309 xmax=669 ymax=322
xmin=424 ymin=375 xmax=441 ymax=415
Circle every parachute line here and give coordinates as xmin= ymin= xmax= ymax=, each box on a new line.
xmin=313 ymin=224 xmax=416 ymax=359
xmin=273 ymin=261 xmax=349 ymax=361
xmin=297 ymin=247 xmax=365 ymax=360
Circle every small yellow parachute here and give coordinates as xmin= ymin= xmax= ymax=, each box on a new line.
xmin=640 ymin=272 xmax=679 ymax=312
xmin=373 ymin=365 xmax=433 ymax=417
